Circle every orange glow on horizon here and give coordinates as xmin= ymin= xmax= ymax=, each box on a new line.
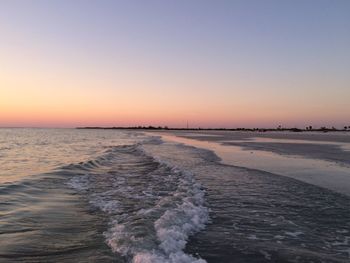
xmin=1 ymin=43 xmax=349 ymax=129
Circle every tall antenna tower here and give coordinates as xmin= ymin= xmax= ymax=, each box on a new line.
xmin=186 ymin=121 xmax=189 ymax=129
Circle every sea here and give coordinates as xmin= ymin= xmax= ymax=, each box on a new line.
xmin=0 ymin=128 xmax=349 ymax=263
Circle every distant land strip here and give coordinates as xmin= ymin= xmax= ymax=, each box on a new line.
xmin=77 ymin=126 xmax=350 ymax=132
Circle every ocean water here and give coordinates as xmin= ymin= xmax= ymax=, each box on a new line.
xmin=0 ymin=129 xmax=349 ymax=263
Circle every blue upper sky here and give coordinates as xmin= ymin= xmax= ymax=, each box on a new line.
xmin=1 ymin=0 xmax=349 ymax=127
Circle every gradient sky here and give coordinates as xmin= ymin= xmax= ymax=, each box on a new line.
xmin=1 ymin=0 xmax=349 ymax=128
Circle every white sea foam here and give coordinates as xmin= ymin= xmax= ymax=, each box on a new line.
xmin=68 ymin=140 xmax=209 ymax=263
xmin=104 ymin=166 xmax=209 ymax=262
xmin=153 ymin=174 xmax=208 ymax=257
xmin=67 ymin=174 xmax=90 ymax=190
xmin=132 ymin=251 xmax=206 ymax=263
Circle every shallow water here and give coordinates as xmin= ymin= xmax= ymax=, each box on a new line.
xmin=158 ymin=133 xmax=350 ymax=196
xmin=1 ymin=129 xmax=350 ymax=262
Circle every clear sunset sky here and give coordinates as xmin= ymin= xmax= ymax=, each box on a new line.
xmin=1 ymin=0 xmax=349 ymax=128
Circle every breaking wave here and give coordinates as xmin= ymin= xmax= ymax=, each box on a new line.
xmin=66 ymin=139 xmax=208 ymax=262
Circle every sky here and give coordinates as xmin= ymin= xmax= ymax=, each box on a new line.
xmin=1 ymin=0 xmax=349 ymax=128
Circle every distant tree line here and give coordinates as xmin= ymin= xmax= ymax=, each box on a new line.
xmin=77 ymin=125 xmax=350 ymax=132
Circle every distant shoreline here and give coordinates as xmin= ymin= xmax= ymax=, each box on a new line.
xmin=76 ymin=126 xmax=350 ymax=133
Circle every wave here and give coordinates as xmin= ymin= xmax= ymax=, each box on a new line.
xmin=66 ymin=139 xmax=208 ymax=262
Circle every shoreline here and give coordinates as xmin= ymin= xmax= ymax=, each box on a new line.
xmin=154 ymin=131 xmax=350 ymax=197
xmin=77 ymin=126 xmax=350 ymax=133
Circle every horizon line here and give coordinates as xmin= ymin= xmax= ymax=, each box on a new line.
xmin=1 ymin=125 xmax=350 ymax=131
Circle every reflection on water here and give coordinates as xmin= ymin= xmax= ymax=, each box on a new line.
xmin=0 ymin=128 xmax=136 ymax=183
xmin=0 ymin=172 xmax=117 ymax=263
xmin=246 ymin=137 xmax=350 ymax=152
